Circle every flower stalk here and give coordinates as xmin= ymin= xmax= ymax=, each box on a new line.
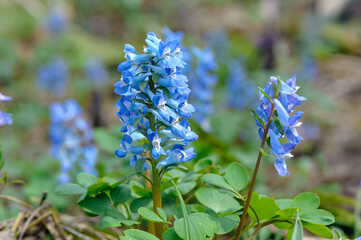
xmin=234 ymin=103 xmax=274 ymax=240
xmin=151 ymin=159 xmax=164 ymax=238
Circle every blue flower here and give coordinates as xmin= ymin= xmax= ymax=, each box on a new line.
xmin=37 ymin=57 xmax=69 ymax=96
xmin=253 ymin=75 xmax=305 ymax=176
xmin=226 ymin=59 xmax=256 ymax=109
xmin=0 ymin=92 xmax=12 ymax=126
xmin=157 ymin=145 xmax=196 ymax=168
xmin=148 ymin=130 xmax=166 ymax=159
xmin=49 ymin=99 xmax=98 ymax=183
xmin=115 ymin=32 xmax=197 ymax=169
xmin=163 ymin=26 xmax=184 ymax=42
xmin=84 ymin=57 xmax=109 ymax=87
xmin=188 ymin=46 xmax=218 ymax=131
xmin=269 ymin=130 xmax=295 ymax=177
xmin=44 ymin=6 xmax=69 ymax=35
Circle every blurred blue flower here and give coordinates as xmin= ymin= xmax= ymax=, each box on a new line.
xmin=84 ymin=56 xmax=109 ymax=87
xmin=163 ymin=26 xmax=185 ymax=42
xmin=0 ymin=92 xmax=12 ymax=126
xmin=115 ymin=32 xmax=197 ymax=169
xmin=299 ymin=122 xmax=321 ymax=140
xmin=204 ymin=28 xmax=229 ymax=60
xmin=226 ymin=59 xmax=256 ymax=109
xmin=253 ymin=75 xmax=306 ymax=176
xmin=188 ymin=46 xmax=218 ymax=131
xmin=44 ymin=6 xmax=69 ymax=35
xmin=298 ymin=55 xmax=319 ymax=81
xmin=49 ymin=99 xmax=97 ymax=183
xmin=37 ymin=57 xmax=69 ymax=96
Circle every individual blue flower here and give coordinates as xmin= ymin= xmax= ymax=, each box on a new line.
xmin=84 ymin=56 xmax=109 ymax=87
xmin=49 ymin=99 xmax=98 ymax=183
xmin=37 ymin=56 xmax=69 ymax=96
xmin=253 ymin=75 xmax=305 ymax=176
xmin=0 ymin=92 xmax=12 ymax=126
xmin=115 ymin=32 xmax=197 ymax=169
xmin=157 ymin=145 xmax=196 ymax=168
xmin=148 ymin=130 xmax=166 ymax=159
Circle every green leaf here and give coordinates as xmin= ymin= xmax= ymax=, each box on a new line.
xmin=87 ymin=182 xmax=111 ymax=196
xmin=152 ymin=73 xmax=161 ymax=83
xmin=142 ymin=144 xmax=152 ymax=152
xmin=273 ymin=118 xmax=285 ymax=135
xmin=274 ymin=221 xmax=293 ymax=230
xmin=121 ymin=220 xmax=140 ymax=226
xmin=157 ymin=86 xmax=171 ymax=99
xmin=190 ymin=213 xmax=217 ymax=237
xmin=54 ymin=183 xmax=86 ymax=195
xmin=194 ymin=159 xmax=213 ymax=172
xmin=174 ymin=216 xmax=206 ymax=240
xmin=138 ymin=207 xmax=165 ymax=223
xmin=171 ymin=180 xmax=191 ymax=240
xmin=102 ymin=176 xmax=118 ymax=185
xmin=119 ymin=237 xmax=130 ymax=240
xmin=291 ymin=210 xmax=303 ymax=240
xmin=123 ymin=229 xmax=160 ymax=240
xmin=130 ymin=197 xmax=152 ymax=213
xmin=300 ymin=209 xmax=335 ymax=225
xmin=225 ymin=162 xmax=248 ymax=192
xmin=200 ymin=174 xmax=233 ymax=191
xmin=195 ymin=187 xmax=241 ymax=213
xmin=157 ymin=207 xmax=167 ymax=222
xmin=276 ymin=199 xmax=292 ymax=209
xmin=260 ymin=148 xmax=271 ymax=157
xmin=170 ymin=182 xmax=196 ymax=195
xmin=250 ymin=109 xmax=264 ymax=127
xmin=258 ymin=87 xmax=273 ymax=102
xmin=302 ymin=221 xmax=333 ymax=239
xmin=76 ymin=172 xmax=98 ymax=188
xmin=139 ymin=81 xmax=148 ymax=91
xmin=105 ymin=209 xmax=126 ymax=221
xmin=131 ymin=185 xmax=152 ymax=197
xmin=78 ymin=194 xmax=113 ymax=215
xmin=249 ymin=192 xmax=281 ymax=221
xmin=110 ymin=185 xmax=131 ymax=206
xmin=99 ymin=215 xmax=121 ymax=229
xmin=215 ymin=214 xmax=239 ymax=235
xmin=291 ymin=192 xmax=320 ymax=210
xmin=162 ymin=228 xmax=182 ymax=240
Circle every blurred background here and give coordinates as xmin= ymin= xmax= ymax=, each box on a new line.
xmin=0 ymin=0 xmax=360 ymax=238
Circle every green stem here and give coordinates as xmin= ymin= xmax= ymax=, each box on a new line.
xmin=151 ymin=159 xmax=164 ymax=239
xmin=234 ymin=103 xmax=274 ymax=240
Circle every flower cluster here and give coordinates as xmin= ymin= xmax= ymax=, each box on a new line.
xmin=188 ymin=47 xmax=218 ymax=131
xmin=0 ymin=92 xmax=12 ymax=126
xmin=226 ymin=59 xmax=256 ymax=109
xmin=37 ymin=57 xmax=69 ymax=96
xmin=49 ymin=99 xmax=98 ymax=183
xmin=254 ymin=75 xmax=306 ymax=176
xmin=115 ymin=32 xmax=197 ymax=168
